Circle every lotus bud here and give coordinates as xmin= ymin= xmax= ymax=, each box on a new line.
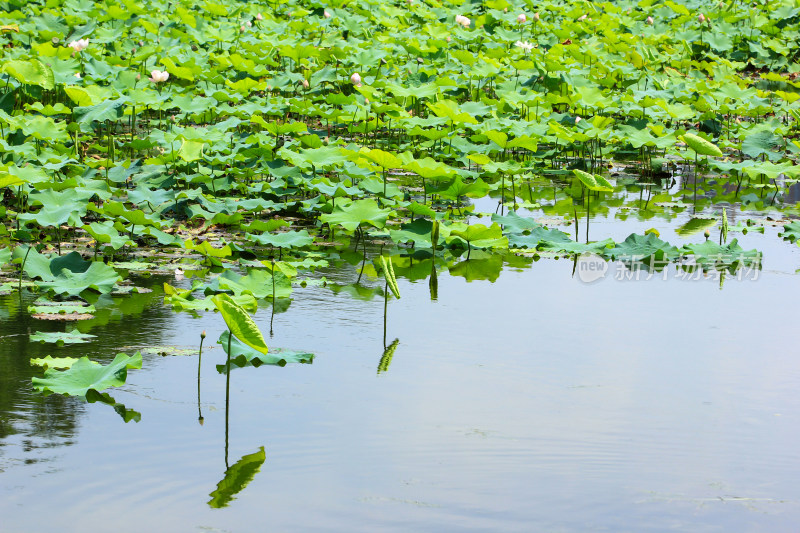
xmin=174 ymin=268 xmax=184 ymax=280
xmin=446 ymin=35 xmax=451 ymax=42
xmin=533 ymin=12 xmax=540 ymax=21
xmin=504 ymin=8 xmax=507 ymax=13
xmin=575 ymin=116 xmax=581 ymax=123
xmin=324 ymin=10 xmax=331 ymax=18
xmin=704 ymin=229 xmax=710 ymax=239
xmin=698 ymin=13 xmax=705 ymax=22
xmin=136 ymin=73 xmax=141 ymax=80
xmin=256 ymin=12 xmax=263 ymax=20
xmin=74 ymin=72 xmax=81 ymax=79
xmin=350 ymin=72 xmax=362 ymax=86
xmin=301 ymin=78 xmax=309 ymax=89
xmin=201 ymin=330 xmax=207 ymax=339
xmin=364 ymin=98 xmax=370 ymax=105
xmin=246 ymin=20 xmax=252 ymax=27
xmin=517 ymin=13 xmax=526 ymax=24
xmin=240 ymin=25 xmax=246 ymax=32
xmin=131 ymin=47 xmax=137 ymax=53
xmin=577 ymin=14 xmax=587 ymax=21
xmin=646 ymin=16 xmax=654 ymax=24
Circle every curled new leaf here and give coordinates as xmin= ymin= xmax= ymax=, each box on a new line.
xmin=212 ymin=293 xmax=269 ymax=354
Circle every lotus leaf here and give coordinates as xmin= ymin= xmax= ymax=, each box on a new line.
xmin=32 ymin=352 xmax=142 ymax=396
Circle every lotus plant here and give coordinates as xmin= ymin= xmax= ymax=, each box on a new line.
xmin=68 ymin=38 xmax=89 ymax=52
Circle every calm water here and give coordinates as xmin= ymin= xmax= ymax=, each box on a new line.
xmin=1 ymin=209 xmax=800 ymax=532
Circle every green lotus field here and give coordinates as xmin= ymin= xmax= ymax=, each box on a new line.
xmin=2 ymin=0 xmax=800 ymax=529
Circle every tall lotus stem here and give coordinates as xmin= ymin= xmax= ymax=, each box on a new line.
xmin=197 ymin=330 xmax=206 ymax=425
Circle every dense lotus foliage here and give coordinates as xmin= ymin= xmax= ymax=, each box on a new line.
xmin=2 ymin=0 xmax=800 ymax=401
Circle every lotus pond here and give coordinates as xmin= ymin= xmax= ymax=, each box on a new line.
xmin=2 ymin=0 xmax=800 ymax=530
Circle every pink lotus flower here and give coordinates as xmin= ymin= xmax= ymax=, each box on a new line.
xmin=324 ymin=10 xmax=332 ymax=18
xmin=256 ymin=13 xmax=263 ymax=21
xmin=455 ymin=14 xmax=470 ymax=27
xmin=517 ymin=13 xmax=526 ymax=24
xmin=646 ymin=16 xmax=654 ymax=24
xmin=68 ymin=38 xmax=89 ymax=52
xmin=350 ymin=72 xmax=361 ymax=87
xmin=149 ymin=69 xmax=169 ymax=83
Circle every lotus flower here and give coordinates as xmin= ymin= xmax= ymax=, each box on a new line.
xmin=149 ymin=69 xmax=169 ymax=83
xmin=646 ymin=16 xmax=654 ymax=24
xmin=68 ymin=38 xmax=89 ymax=52
xmin=517 ymin=13 xmax=526 ymax=24
xmin=455 ymin=14 xmax=470 ymax=27
xmin=577 ymin=14 xmax=587 ymax=21
xmin=256 ymin=13 xmax=263 ymax=20
xmin=350 ymin=72 xmax=361 ymax=87
xmin=324 ymin=10 xmax=331 ymax=18
xmin=698 ymin=13 xmax=705 ymax=23
xmin=515 ymin=40 xmax=534 ymax=51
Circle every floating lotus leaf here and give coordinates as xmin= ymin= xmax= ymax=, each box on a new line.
xmin=216 ymin=330 xmax=313 ymax=372
xmin=319 ymin=199 xmax=393 ymax=232
xmin=32 ymin=352 xmax=142 ymax=396
xmin=29 ymin=331 xmax=96 ymax=345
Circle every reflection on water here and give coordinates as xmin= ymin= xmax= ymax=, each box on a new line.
xmin=1 ymin=213 xmax=800 ymax=531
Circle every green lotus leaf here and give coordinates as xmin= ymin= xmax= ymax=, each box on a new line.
xmin=206 ymin=269 xmax=293 ymax=299
xmin=449 ymin=223 xmax=508 ymax=249
xmin=681 ymin=133 xmax=723 ymax=157
xmin=436 ymin=176 xmax=490 ymax=200
xmin=15 ymin=248 xmax=121 ymax=296
xmin=682 ymin=239 xmax=761 ymax=268
xmin=779 ymin=221 xmax=800 ymax=243
xmin=491 ymin=212 xmax=540 ymax=234
xmin=573 ymin=169 xmax=614 ymax=192
xmin=179 ymin=139 xmax=205 ymax=162
xmin=246 ymin=230 xmax=314 ymax=249
xmin=216 ymin=331 xmax=312 ymax=372
xmin=208 ymin=447 xmax=266 ymax=509
xmin=38 ymin=262 xmax=122 ymax=297
xmin=29 ymin=330 xmax=97 ymax=345
xmin=74 ymin=98 xmax=127 ymax=130
xmin=605 ymin=233 xmax=681 ymax=262
xmin=30 ymin=356 xmax=81 ymax=370
xmin=32 ymin=352 xmax=142 ymax=396
xmin=741 ymin=128 xmax=784 ymax=161
xmin=358 ymin=147 xmax=402 ymax=169
xmin=165 ymin=293 xmax=257 ymax=313
xmin=402 ymin=157 xmax=457 ymax=179
xmin=212 ymin=293 xmax=269 ymax=354
xmin=2 ymin=59 xmax=55 ymax=90
xmin=320 ymin=199 xmax=393 ymax=232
